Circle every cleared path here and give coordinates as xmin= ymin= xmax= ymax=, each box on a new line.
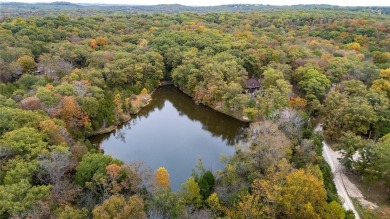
xmin=315 ymin=125 xmax=361 ymax=219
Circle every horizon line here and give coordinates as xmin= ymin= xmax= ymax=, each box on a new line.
xmin=0 ymin=1 xmax=389 ymax=7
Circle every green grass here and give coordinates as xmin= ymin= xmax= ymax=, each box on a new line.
xmin=351 ymin=198 xmax=379 ymax=219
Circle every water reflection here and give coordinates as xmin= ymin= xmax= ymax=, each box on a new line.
xmin=142 ymin=86 xmax=247 ymax=144
xmin=90 ymin=86 xmax=247 ymax=190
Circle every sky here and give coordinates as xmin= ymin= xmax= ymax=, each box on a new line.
xmin=0 ymin=0 xmax=389 ymax=6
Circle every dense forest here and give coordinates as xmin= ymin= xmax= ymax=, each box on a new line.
xmin=0 ymin=2 xmax=389 ymax=218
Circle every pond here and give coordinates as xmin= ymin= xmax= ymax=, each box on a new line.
xmin=90 ymin=86 xmax=247 ymax=190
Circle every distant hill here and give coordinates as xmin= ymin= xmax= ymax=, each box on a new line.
xmin=0 ymin=2 xmax=389 ymax=18
xmin=48 ymin=1 xmax=79 ymax=6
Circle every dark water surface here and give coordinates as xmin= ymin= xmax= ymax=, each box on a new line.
xmin=90 ymin=86 xmax=247 ymax=190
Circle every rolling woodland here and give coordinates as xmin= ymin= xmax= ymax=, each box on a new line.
xmin=0 ymin=3 xmax=389 ymax=218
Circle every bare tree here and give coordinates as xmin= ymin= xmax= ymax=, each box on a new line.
xmin=29 ymin=200 xmax=51 ymax=219
xmin=240 ymin=121 xmax=292 ymax=172
xmin=147 ymin=207 xmax=164 ymax=219
xmin=299 ymin=139 xmax=317 ymax=164
xmin=38 ymin=54 xmax=73 ymax=81
xmin=278 ymin=108 xmax=304 ymax=145
xmin=186 ymin=208 xmax=213 ymax=219
xmin=20 ymin=96 xmax=42 ymax=110
xmin=0 ymin=59 xmax=22 ymax=83
xmin=39 ymin=147 xmax=71 ymax=201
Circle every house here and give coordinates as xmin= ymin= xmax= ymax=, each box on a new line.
xmin=246 ymin=78 xmax=261 ymax=93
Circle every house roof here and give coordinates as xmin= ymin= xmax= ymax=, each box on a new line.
xmin=246 ymin=78 xmax=260 ymax=89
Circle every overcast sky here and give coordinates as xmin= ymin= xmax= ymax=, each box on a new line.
xmin=0 ymin=0 xmax=389 ymax=6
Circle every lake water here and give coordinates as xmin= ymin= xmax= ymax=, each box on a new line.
xmin=90 ymin=86 xmax=247 ymax=190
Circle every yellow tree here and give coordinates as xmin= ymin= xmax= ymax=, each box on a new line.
xmin=289 ymin=97 xmax=307 ymax=110
xmin=371 ymin=79 xmax=390 ymax=97
xmin=92 ymin=195 xmax=146 ymax=219
xmin=345 ymin=42 xmax=361 ymax=51
xmin=17 ymin=55 xmax=37 ymax=73
xmin=96 ymin=37 xmax=108 ymax=46
xmin=371 ymin=68 xmax=390 ymax=97
xmin=39 ymin=119 xmax=66 ymax=145
xmin=105 ymin=164 xmax=123 ymax=194
xmin=138 ymin=39 xmax=148 ymax=49
xmin=140 ymin=88 xmax=148 ymax=95
xmin=280 ymin=169 xmax=327 ymax=218
xmin=206 ymin=192 xmax=222 ymax=215
xmin=380 ymin=68 xmax=390 ymax=79
xmin=224 ymin=193 xmax=264 ymax=219
xmin=154 ymin=167 xmax=170 ymax=190
xmin=58 ymin=206 xmax=88 ymax=219
xmin=239 ymin=160 xmax=345 ymax=219
xmin=181 ymin=177 xmax=202 ymax=207
xmin=113 ymin=93 xmax=123 ymax=119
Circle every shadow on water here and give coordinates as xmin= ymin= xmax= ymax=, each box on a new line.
xmin=90 ymin=86 xmax=248 ymax=190
xmin=91 ymin=86 xmax=248 ymax=145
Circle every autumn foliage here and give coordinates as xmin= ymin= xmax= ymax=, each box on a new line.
xmin=90 ymin=37 xmax=108 ymax=49
xmin=140 ymin=88 xmax=148 ymax=95
xmin=20 ymin=96 xmax=42 ymax=110
xmin=154 ymin=167 xmax=170 ymax=189
xmin=90 ymin=39 xmax=97 ymax=48
xmin=1 ymin=5 xmax=390 ymax=218
xmin=58 ymin=96 xmax=83 ymax=129
xmin=17 ymin=55 xmax=37 ymax=73
xmin=92 ymin=195 xmax=147 ymax=219
xmin=289 ymin=96 xmax=307 ymax=110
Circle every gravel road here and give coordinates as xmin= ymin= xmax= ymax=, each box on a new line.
xmin=315 ymin=125 xmax=361 ymax=219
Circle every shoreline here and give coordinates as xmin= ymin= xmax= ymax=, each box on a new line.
xmin=172 ymin=84 xmax=251 ymax=123
xmin=88 ymin=89 xmax=154 ymax=137
xmin=88 ymin=83 xmax=250 ymax=138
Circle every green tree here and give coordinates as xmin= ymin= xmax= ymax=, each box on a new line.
xmin=0 ymin=180 xmax=51 ymax=217
xmin=341 ymin=96 xmax=377 ymax=135
xmin=223 ymin=82 xmax=246 ymax=112
xmin=325 ymin=57 xmax=354 ymax=83
xmin=2 ymin=158 xmax=38 ymax=184
xmin=322 ymin=90 xmax=378 ymax=139
xmin=36 ymin=85 xmax=61 ymax=107
xmin=337 ymin=132 xmax=365 ymax=170
xmin=257 ymin=78 xmax=292 ymax=117
xmin=197 ymin=170 xmax=215 ymax=199
xmin=148 ymin=190 xmax=185 ymax=219
xmin=58 ymin=206 xmax=88 ymax=219
xmin=0 ymin=107 xmax=48 ymax=135
xmin=17 ymin=55 xmax=37 ymax=73
xmin=373 ymin=141 xmax=390 ymax=198
xmin=0 ymin=127 xmax=48 ymax=158
xmin=75 ymin=153 xmax=122 ymax=186
xmin=262 ymin=67 xmax=284 ymax=89
xmin=296 ymin=67 xmax=330 ymax=101
xmin=180 ymin=177 xmax=202 ymax=207
xmin=243 ymin=107 xmax=258 ymax=120
xmin=349 ymin=62 xmax=380 ymax=86
xmin=366 ymin=90 xmax=390 ymax=138
xmin=16 ymin=73 xmax=47 ymax=90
